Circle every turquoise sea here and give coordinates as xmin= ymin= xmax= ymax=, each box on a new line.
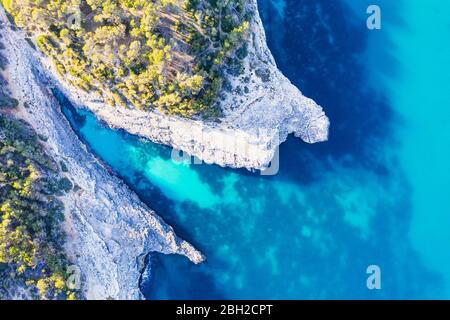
xmin=58 ymin=0 xmax=450 ymax=299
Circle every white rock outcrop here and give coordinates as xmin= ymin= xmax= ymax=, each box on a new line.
xmin=0 ymin=0 xmax=330 ymax=299
xmin=0 ymin=11 xmax=203 ymax=300
xmin=38 ymin=0 xmax=329 ymax=171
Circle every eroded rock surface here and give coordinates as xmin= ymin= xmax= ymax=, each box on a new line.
xmin=0 ymin=10 xmax=203 ymax=300
xmin=37 ymin=0 xmax=329 ymax=171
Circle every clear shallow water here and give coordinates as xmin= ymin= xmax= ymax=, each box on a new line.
xmin=58 ymin=0 xmax=450 ymax=299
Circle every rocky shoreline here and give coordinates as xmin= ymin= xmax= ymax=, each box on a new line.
xmin=37 ymin=0 xmax=330 ymax=171
xmin=0 ymin=0 xmax=329 ymax=299
xmin=0 ymin=9 xmax=203 ymax=300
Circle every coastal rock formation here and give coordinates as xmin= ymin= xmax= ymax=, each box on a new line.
xmin=0 ymin=10 xmax=203 ymax=300
xmin=0 ymin=0 xmax=329 ymax=299
xmin=37 ymin=0 xmax=329 ymax=171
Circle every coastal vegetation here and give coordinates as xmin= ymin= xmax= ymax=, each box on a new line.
xmin=1 ymin=0 xmax=251 ymax=118
xmin=0 ymin=34 xmax=77 ymax=300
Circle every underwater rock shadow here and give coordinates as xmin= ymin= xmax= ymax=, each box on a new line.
xmin=142 ymin=253 xmax=227 ymax=300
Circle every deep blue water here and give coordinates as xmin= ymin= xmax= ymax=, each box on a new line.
xmin=57 ymin=0 xmax=450 ymax=299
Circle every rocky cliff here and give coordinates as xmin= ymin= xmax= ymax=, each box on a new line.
xmin=37 ymin=0 xmax=330 ymax=171
xmin=0 ymin=10 xmax=203 ymax=300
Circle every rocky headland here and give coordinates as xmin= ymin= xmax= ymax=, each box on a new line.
xmin=37 ymin=0 xmax=330 ymax=171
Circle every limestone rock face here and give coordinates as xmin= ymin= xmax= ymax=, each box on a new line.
xmin=0 ymin=11 xmax=203 ymax=300
xmin=35 ymin=0 xmax=329 ymax=171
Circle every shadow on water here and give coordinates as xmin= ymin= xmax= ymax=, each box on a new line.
xmin=140 ymin=253 xmax=227 ymax=300
xmin=54 ymin=89 xmax=87 ymax=126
